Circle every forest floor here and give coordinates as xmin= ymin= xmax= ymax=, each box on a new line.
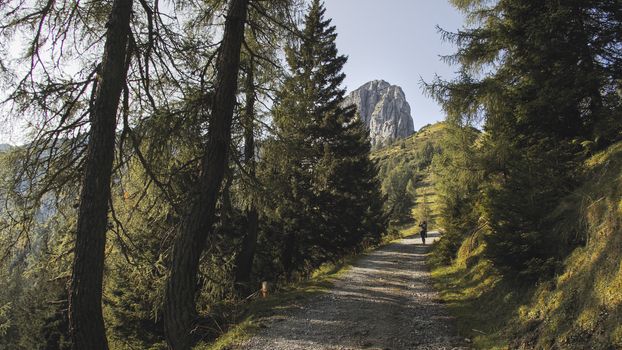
xmin=233 ymin=232 xmax=469 ymax=350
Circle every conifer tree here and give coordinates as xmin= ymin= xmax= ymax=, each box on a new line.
xmin=383 ymin=165 xmax=415 ymax=224
xmin=233 ymin=55 xmax=259 ymax=295
xmin=430 ymin=124 xmax=482 ymax=264
xmin=429 ymin=0 xmax=621 ymax=278
xmin=68 ymin=2 xmax=134 ymax=348
xmin=163 ymin=0 xmax=250 ymax=348
xmin=264 ymin=0 xmax=385 ymax=276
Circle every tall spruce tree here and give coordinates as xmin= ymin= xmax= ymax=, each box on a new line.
xmin=264 ymin=0 xmax=385 ymax=277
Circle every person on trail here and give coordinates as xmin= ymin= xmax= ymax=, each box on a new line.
xmin=419 ymin=220 xmax=428 ymax=245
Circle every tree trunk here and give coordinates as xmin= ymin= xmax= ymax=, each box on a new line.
xmin=234 ymin=209 xmax=258 ymax=293
xmin=68 ymin=0 xmax=133 ymax=349
xmin=221 ymin=164 xmax=234 ymax=217
xmin=282 ymin=232 xmax=296 ymax=280
xmin=163 ymin=0 xmax=249 ymax=348
xmin=234 ymin=58 xmax=258 ymax=295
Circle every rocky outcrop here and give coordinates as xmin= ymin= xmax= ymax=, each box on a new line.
xmin=343 ymin=80 xmax=414 ymax=148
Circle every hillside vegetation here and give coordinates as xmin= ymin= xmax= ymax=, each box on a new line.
xmin=514 ymin=141 xmax=622 ymax=349
xmin=424 ymin=0 xmax=621 ymax=348
xmin=371 ymin=122 xmax=446 ymax=227
xmin=431 ymin=141 xmax=622 ymax=349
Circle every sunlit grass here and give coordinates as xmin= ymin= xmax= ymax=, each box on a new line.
xmin=431 ymin=256 xmax=525 ymax=349
xmin=430 ymin=140 xmax=622 ymax=349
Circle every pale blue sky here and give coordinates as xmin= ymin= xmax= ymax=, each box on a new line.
xmin=1 ymin=1 xmax=465 ymax=145
xmin=324 ymin=0 xmax=465 ymax=130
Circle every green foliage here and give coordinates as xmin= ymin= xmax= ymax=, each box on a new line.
xmin=431 ymin=253 xmax=533 ymax=349
xmin=482 ymin=138 xmax=580 ymax=279
xmin=103 ymin=135 xmax=244 ymax=347
xmin=509 ymin=141 xmax=622 ymax=349
xmin=428 ymin=0 xmax=622 ymax=280
xmin=430 ymin=123 xmax=482 ymax=265
xmin=431 ymin=141 xmax=622 ymax=349
xmin=0 ymin=149 xmax=75 ymax=350
xmin=0 ymin=265 xmax=71 ymax=350
xmin=371 ymin=123 xmax=446 ymax=225
xmin=382 ymin=164 xmax=415 ymax=223
xmin=260 ymin=0 xmax=386 ymax=278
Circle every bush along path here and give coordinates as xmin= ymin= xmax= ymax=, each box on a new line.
xmin=234 ymin=232 xmax=469 ymax=350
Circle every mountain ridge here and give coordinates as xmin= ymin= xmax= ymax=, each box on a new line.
xmin=343 ymin=80 xmax=415 ymax=148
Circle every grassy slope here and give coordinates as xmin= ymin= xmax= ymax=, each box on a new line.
xmin=431 ymin=141 xmax=622 ymax=349
xmin=371 ymin=122 xmax=447 ymax=229
xmin=370 ymin=122 xmax=446 ymax=160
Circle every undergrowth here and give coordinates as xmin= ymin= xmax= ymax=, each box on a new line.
xmin=430 ymin=141 xmax=622 ymax=349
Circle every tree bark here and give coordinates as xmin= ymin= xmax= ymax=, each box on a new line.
xmin=68 ymin=0 xmax=133 ymax=349
xmin=282 ymin=232 xmax=296 ymax=280
xmin=234 ymin=58 xmax=258 ymax=295
xmin=163 ymin=0 xmax=249 ymax=348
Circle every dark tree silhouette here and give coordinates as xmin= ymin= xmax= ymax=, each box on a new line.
xmin=163 ymin=0 xmax=250 ymax=348
xmin=69 ymin=0 xmax=134 ymax=349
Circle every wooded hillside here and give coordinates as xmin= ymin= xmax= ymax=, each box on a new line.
xmin=425 ymin=0 xmax=622 ymax=348
xmin=0 ymin=0 xmax=620 ymax=349
xmin=0 ymin=1 xmax=387 ymax=349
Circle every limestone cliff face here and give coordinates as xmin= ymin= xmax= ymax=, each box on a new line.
xmin=343 ymin=80 xmax=414 ymax=148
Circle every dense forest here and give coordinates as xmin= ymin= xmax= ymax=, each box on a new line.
xmin=0 ymin=0 xmax=621 ymax=349
xmin=426 ymin=0 xmax=622 ymax=348
xmin=0 ymin=1 xmax=386 ymax=348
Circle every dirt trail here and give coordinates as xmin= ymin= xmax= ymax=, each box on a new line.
xmin=236 ymin=232 xmax=470 ymax=350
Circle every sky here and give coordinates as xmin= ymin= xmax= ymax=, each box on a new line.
xmin=0 ymin=1 xmax=466 ymax=145
xmin=324 ymin=0 xmax=466 ymax=130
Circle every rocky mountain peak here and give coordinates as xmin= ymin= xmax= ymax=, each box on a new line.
xmin=343 ymin=80 xmax=414 ymax=148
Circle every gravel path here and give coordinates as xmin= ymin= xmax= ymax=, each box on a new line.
xmin=236 ymin=232 xmax=470 ymax=350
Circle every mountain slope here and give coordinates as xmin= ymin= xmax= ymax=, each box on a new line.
xmin=371 ymin=122 xmax=447 ymax=226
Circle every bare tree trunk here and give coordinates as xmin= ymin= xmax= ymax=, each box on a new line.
xmin=234 ymin=209 xmax=258 ymax=293
xmin=282 ymin=232 xmax=296 ymax=280
xmin=234 ymin=58 xmax=258 ymax=295
xmin=68 ymin=0 xmax=133 ymax=349
xmin=163 ymin=0 xmax=249 ymax=348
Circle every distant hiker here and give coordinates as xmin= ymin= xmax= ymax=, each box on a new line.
xmin=419 ymin=220 xmax=428 ymax=245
